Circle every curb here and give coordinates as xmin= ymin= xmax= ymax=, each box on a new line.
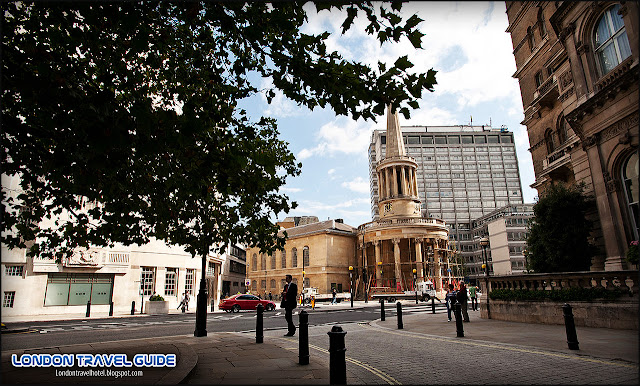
xmin=156 ymin=343 xmax=198 ymax=385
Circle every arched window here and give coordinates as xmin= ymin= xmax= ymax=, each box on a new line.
xmin=281 ymin=250 xmax=287 ymax=269
xmin=260 ymin=253 xmax=266 ymax=270
xmin=252 ymin=254 xmax=257 ymax=271
xmin=270 ymin=252 xmax=276 ymax=269
xmin=557 ymin=115 xmax=569 ymax=145
xmin=545 ymin=129 xmax=555 ymax=154
xmin=303 ymin=246 xmax=310 ymax=267
xmin=270 ymin=279 xmax=276 ymax=289
xmin=621 ymin=152 xmax=639 ymax=239
xmin=292 ymin=248 xmax=298 ymax=268
xmin=527 ymin=26 xmax=535 ymax=52
xmin=594 ymin=4 xmax=631 ymax=76
xmin=538 ymin=8 xmax=547 ymax=37
xmin=252 ymin=280 xmax=257 ymax=290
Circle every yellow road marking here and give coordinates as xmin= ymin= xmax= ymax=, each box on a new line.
xmin=361 ymin=323 xmax=639 ymax=370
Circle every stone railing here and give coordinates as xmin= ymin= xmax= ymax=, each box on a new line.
xmin=483 ymin=270 xmax=639 ymax=298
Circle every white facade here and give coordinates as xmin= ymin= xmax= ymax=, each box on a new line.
xmin=1 ymin=175 xmax=245 ymax=318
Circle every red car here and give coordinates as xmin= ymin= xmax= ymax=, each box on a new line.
xmin=219 ymin=294 xmax=276 ymax=313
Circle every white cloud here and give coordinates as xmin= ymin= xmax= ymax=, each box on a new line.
xmin=259 ymin=78 xmax=310 ymax=118
xmin=297 ymin=116 xmax=372 ymax=160
xmin=341 ymin=177 xmax=370 ymax=193
xmin=280 ymin=187 xmax=302 ymax=193
xmin=327 ymin=169 xmax=336 ymax=175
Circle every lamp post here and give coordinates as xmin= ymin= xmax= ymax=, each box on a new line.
xmin=348 ymin=266 xmax=354 ymax=308
xmin=412 ymin=268 xmax=418 ymax=304
xmin=194 ymin=255 xmax=208 ymax=337
xmin=301 ymin=270 xmax=306 ymax=305
xmin=480 ymin=237 xmax=489 ymax=277
xmin=523 ymin=248 xmax=528 ymax=273
xmin=377 ymin=261 xmax=383 ymax=287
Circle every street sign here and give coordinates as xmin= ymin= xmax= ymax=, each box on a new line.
xmin=244 ymin=279 xmax=251 ymax=286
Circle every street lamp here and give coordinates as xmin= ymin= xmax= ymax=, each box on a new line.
xmin=348 ymin=266 xmax=354 ymax=308
xmin=194 ymin=255 xmax=208 ymax=337
xmin=412 ymin=268 xmax=418 ymax=304
xmin=301 ymin=270 xmax=306 ymax=305
xmin=480 ymin=237 xmax=489 ymax=277
xmin=377 ymin=261 xmax=383 ymax=287
xmin=522 ymin=248 xmax=528 ymax=273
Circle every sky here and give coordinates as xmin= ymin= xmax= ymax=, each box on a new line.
xmin=240 ymin=1 xmax=537 ymax=228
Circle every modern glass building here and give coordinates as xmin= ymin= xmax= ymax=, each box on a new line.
xmin=368 ymin=125 xmax=525 ymax=277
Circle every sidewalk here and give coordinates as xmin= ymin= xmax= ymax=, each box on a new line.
xmin=2 ymin=300 xmax=637 ymax=384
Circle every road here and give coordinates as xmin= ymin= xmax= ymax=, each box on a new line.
xmin=1 ymin=303 xmax=446 ymax=351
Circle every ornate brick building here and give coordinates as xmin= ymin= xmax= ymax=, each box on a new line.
xmin=506 ymin=1 xmax=638 ymax=270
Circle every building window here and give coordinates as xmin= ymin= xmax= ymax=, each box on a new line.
xmin=261 ymin=280 xmax=266 ymax=290
xmin=535 ymin=71 xmax=543 ymax=88
xmin=292 ymin=248 xmax=298 ymax=268
xmin=594 ymin=4 xmax=631 ymax=76
xmin=141 ymin=267 xmax=155 ymax=296
xmin=281 ymin=250 xmax=287 ymax=269
xmin=545 ymin=129 xmax=555 ymax=154
xmin=621 ymin=152 xmax=639 ymax=239
xmin=270 ymin=252 xmax=276 ymax=269
xmin=252 ymin=253 xmax=257 ymax=271
xmin=260 ymin=254 xmax=266 ymax=270
xmin=4 ymin=265 xmax=23 ymax=277
xmin=558 ymin=115 xmax=569 ymax=145
xmin=303 ymin=246 xmax=310 ymax=267
xmin=252 ymin=280 xmax=257 ymax=291
xmin=45 ymin=274 xmax=113 ymax=306
xmin=270 ymin=279 xmax=276 ymax=289
xmin=3 ymin=292 xmax=15 ymax=308
xmin=207 ymin=261 xmax=216 ymax=276
xmin=165 ymin=268 xmax=177 ymax=296
xmin=185 ymin=269 xmax=194 ymax=296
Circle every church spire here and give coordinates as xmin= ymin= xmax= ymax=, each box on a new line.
xmin=384 ymin=105 xmax=405 ymax=159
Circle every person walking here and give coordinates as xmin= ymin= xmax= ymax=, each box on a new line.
xmin=281 ymin=274 xmax=298 ymax=336
xmin=268 ymin=291 xmax=272 ymax=301
xmin=445 ymin=283 xmax=457 ymax=322
xmin=457 ymin=282 xmax=470 ymax=322
xmin=469 ymin=284 xmax=478 ymax=311
xmin=330 ymin=288 xmax=337 ymax=304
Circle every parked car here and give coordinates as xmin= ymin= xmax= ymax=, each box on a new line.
xmin=219 ymin=294 xmax=276 ymax=313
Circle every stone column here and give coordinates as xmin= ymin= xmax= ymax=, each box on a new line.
xmin=415 ymin=238 xmax=424 ymax=282
xmin=374 ymin=240 xmax=381 ymax=284
xmin=412 ymin=169 xmax=418 ymax=197
xmin=392 ymin=238 xmax=401 ymax=290
xmin=433 ymin=239 xmax=442 ymax=294
xmin=391 ymin=167 xmax=398 ymax=197
xmin=400 ymin=166 xmax=407 ymax=196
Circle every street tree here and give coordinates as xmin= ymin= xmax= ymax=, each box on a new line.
xmin=2 ymin=2 xmax=437 ymax=263
xmin=525 ymin=183 xmax=597 ymax=273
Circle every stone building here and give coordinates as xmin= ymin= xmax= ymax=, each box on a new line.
xmin=357 ymin=106 xmax=451 ymax=296
xmin=505 ymin=1 xmax=639 ymax=270
xmin=245 ymin=218 xmax=357 ymax=299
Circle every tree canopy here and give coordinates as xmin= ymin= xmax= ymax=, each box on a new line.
xmin=525 ymin=183 xmax=596 ymax=273
xmin=1 ymin=1 xmax=437 ymax=261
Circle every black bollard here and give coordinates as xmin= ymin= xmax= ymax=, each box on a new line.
xmin=431 ymin=297 xmax=435 ymax=314
xmin=380 ymin=299 xmax=385 ymax=321
xmin=131 ymin=301 xmax=135 ymax=315
xmin=182 ymin=303 xmax=186 ymax=313
xmin=299 ymin=311 xmax=309 ymax=365
xmin=328 ymin=325 xmax=347 ymax=385
xmin=256 ymin=304 xmax=264 ymax=344
xmin=109 ymin=302 xmax=114 ymax=316
xmin=211 ymin=299 xmax=215 ymax=312
xmin=86 ymin=301 xmax=91 ymax=317
xmin=562 ymin=303 xmax=579 ymax=350
xmin=454 ymin=303 xmax=464 ymax=337
xmin=396 ymin=302 xmax=403 ymax=329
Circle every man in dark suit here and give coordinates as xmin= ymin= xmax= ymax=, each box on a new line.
xmin=281 ymin=274 xmax=298 ymax=336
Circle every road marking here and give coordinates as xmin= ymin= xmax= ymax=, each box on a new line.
xmin=361 ymin=323 xmax=639 ymax=370
xmin=278 ymin=337 xmax=401 ymax=384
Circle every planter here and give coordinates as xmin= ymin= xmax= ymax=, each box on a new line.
xmin=145 ymin=300 xmax=169 ymax=315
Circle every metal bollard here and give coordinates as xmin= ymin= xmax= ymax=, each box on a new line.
xmin=562 ymin=303 xmax=579 ymax=350
xmin=299 ymin=310 xmax=309 ymax=365
xmin=211 ymin=299 xmax=215 ymax=312
xmin=131 ymin=301 xmax=135 ymax=315
xmin=396 ymin=302 xmax=403 ymax=329
xmin=256 ymin=304 xmax=264 ymax=344
xmin=328 ymin=325 xmax=347 ymax=385
xmin=182 ymin=303 xmax=186 ymax=313
xmin=431 ymin=297 xmax=435 ymax=314
xmin=454 ymin=303 xmax=464 ymax=337
xmin=86 ymin=301 xmax=91 ymax=317
xmin=380 ymin=299 xmax=385 ymax=321
xmin=109 ymin=302 xmax=114 ymax=316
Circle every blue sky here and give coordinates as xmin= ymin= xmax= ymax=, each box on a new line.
xmin=240 ymin=1 xmax=536 ymax=227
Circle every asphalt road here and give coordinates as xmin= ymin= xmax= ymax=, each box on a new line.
xmin=1 ymin=306 xmax=413 ymax=351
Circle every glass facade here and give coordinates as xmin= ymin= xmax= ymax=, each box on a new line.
xmin=44 ymin=274 xmax=113 ymax=306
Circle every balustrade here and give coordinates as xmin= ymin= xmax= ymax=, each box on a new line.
xmin=486 ymin=271 xmax=638 ymax=298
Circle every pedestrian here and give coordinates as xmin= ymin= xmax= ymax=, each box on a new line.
xmin=331 ymin=287 xmax=337 ymax=304
xmin=469 ymin=284 xmax=478 ymax=311
xmin=445 ymin=283 xmax=457 ymax=322
xmin=268 ymin=291 xmax=272 ymax=301
xmin=177 ymin=293 xmax=187 ymax=311
xmin=457 ymin=282 xmax=470 ymax=322
xmin=281 ymin=274 xmax=298 ymax=336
